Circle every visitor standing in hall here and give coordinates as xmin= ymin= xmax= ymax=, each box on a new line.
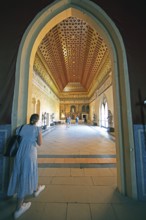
xmin=75 ymin=115 xmax=79 ymax=125
xmin=66 ymin=115 xmax=71 ymax=127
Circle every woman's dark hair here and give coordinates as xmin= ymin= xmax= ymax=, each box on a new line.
xmin=30 ymin=114 xmax=39 ymax=125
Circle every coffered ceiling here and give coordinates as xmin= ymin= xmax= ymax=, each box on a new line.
xmin=34 ymin=16 xmax=112 ymax=100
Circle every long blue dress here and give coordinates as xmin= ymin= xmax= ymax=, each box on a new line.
xmin=7 ymin=124 xmax=40 ymax=199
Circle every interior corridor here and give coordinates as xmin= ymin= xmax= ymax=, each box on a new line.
xmin=1 ymin=124 xmax=146 ymax=220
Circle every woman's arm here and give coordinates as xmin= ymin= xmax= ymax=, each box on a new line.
xmin=37 ymin=131 xmax=42 ymax=146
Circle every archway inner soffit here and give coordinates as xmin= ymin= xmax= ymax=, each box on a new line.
xmin=34 ymin=16 xmax=112 ymax=100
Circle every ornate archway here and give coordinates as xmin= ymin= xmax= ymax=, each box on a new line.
xmin=12 ymin=0 xmax=136 ymax=199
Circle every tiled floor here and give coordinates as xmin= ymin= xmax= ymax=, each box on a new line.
xmin=1 ymin=124 xmax=146 ymax=220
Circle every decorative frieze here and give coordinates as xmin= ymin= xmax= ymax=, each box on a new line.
xmin=32 ymin=70 xmax=59 ymax=102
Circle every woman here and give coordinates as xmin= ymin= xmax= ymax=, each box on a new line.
xmin=7 ymin=114 xmax=45 ymax=219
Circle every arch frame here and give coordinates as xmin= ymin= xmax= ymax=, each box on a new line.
xmin=12 ymin=0 xmax=137 ymax=199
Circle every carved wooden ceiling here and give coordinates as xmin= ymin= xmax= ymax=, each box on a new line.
xmin=34 ymin=16 xmax=111 ymax=100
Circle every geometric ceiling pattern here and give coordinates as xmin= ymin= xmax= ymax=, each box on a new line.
xmin=34 ymin=16 xmax=111 ymax=100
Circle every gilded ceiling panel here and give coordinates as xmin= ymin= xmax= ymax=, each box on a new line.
xmin=34 ymin=16 xmax=111 ymax=100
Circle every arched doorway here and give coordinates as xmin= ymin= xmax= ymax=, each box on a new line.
xmin=12 ymin=0 xmax=136 ymax=199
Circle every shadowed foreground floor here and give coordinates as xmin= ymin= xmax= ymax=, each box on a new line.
xmin=1 ymin=124 xmax=146 ymax=220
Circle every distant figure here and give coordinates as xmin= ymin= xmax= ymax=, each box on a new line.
xmin=75 ymin=116 xmax=79 ymax=125
xmin=66 ymin=115 xmax=71 ymax=127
